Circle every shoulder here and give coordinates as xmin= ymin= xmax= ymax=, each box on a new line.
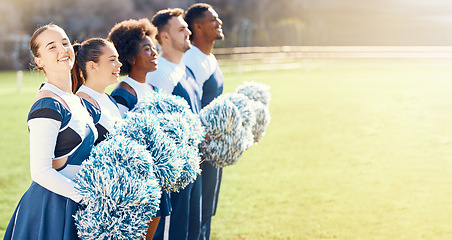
xmin=147 ymin=65 xmax=171 ymax=83
xmin=76 ymin=91 xmax=98 ymax=108
xmin=111 ymin=83 xmax=138 ymax=110
xmin=80 ymin=98 xmax=101 ymax=124
xmin=183 ymin=47 xmax=204 ymax=67
xmin=106 ymin=94 xmax=119 ymax=108
xmin=28 ymin=92 xmax=70 ymax=122
xmin=117 ymin=80 xmax=137 ymax=97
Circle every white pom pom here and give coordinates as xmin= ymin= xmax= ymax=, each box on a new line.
xmin=235 ymin=81 xmax=271 ymax=106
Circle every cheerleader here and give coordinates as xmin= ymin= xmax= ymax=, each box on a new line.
xmin=4 ymin=24 xmax=98 ymax=240
xmin=147 ymin=8 xmax=202 ymax=240
xmin=183 ymin=4 xmax=225 ymax=239
xmin=107 ymin=18 xmax=168 ymax=240
xmin=71 ymin=38 xmax=123 ymax=144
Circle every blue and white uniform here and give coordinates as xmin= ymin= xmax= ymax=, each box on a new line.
xmin=147 ymin=56 xmax=202 ymax=240
xmin=110 ymin=76 xmax=154 ymax=117
xmin=110 ymin=76 xmax=171 ymax=218
xmin=182 ymin=46 xmax=224 ymax=240
xmin=77 ymin=85 xmax=122 ymax=144
xmin=4 ymin=83 xmax=99 ymax=240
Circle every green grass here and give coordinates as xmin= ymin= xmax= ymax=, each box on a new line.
xmin=3 ymin=59 xmax=452 ymax=239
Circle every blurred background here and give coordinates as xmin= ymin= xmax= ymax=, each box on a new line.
xmin=2 ymin=0 xmax=452 ymax=70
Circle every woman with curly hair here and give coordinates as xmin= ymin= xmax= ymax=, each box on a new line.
xmin=108 ymin=18 xmax=158 ymax=117
xmin=107 ymin=18 xmax=168 ymax=240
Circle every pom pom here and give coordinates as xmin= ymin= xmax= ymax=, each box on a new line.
xmin=235 ymin=81 xmax=271 ymax=106
xmin=110 ymin=110 xmax=184 ymax=192
xmin=222 ymin=93 xmax=256 ymax=129
xmin=74 ymin=136 xmax=161 ymax=239
xmin=251 ymin=100 xmax=271 ymax=142
xmin=132 ymin=90 xmax=191 ymax=115
xmin=155 ymin=112 xmax=203 ymax=191
xmin=132 ymin=91 xmax=205 ymax=190
xmin=199 ymin=97 xmax=253 ymax=167
xmin=235 ymin=81 xmax=271 ymax=143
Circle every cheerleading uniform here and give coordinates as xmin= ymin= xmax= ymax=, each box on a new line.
xmin=4 ymin=83 xmax=98 ymax=240
xmin=182 ymin=46 xmax=224 ymax=240
xmin=77 ymin=85 xmax=122 ymax=144
xmin=110 ymin=76 xmax=171 ymax=218
xmin=147 ymin=56 xmax=202 ymax=240
xmin=110 ymin=76 xmax=154 ymax=117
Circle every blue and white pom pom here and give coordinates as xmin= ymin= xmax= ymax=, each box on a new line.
xmin=74 ymin=136 xmax=161 ymax=240
xmin=110 ymin=110 xmax=184 ymax=192
xmin=251 ymin=100 xmax=271 ymax=143
xmin=132 ymin=91 xmax=204 ymax=191
xmin=222 ymin=93 xmax=256 ymax=129
xmin=235 ymin=81 xmax=272 ymax=106
xmin=156 ymin=112 xmax=203 ymax=191
xmin=199 ymin=97 xmax=253 ymax=167
xmin=235 ymin=81 xmax=272 ymax=143
xmin=133 ymin=90 xmax=191 ymax=115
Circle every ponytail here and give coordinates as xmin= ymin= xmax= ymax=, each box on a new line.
xmin=71 ymin=42 xmax=84 ymax=93
xmin=70 ymin=38 xmax=109 ymax=94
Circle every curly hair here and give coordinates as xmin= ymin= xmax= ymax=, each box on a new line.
xmin=184 ymin=3 xmax=212 ymax=41
xmin=107 ymin=18 xmax=156 ymax=75
xmin=151 ymin=8 xmax=184 ymax=44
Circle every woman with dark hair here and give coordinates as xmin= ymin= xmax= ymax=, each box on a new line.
xmin=4 ymin=24 xmax=98 ymax=240
xmin=108 ymin=18 xmax=158 ymax=117
xmin=107 ymin=18 xmax=168 ymax=240
xmin=71 ymin=38 xmax=123 ymax=144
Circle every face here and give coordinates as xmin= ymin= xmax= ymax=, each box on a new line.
xmin=93 ymin=42 xmax=122 ymax=86
xmin=34 ymin=27 xmax=75 ymax=73
xmin=165 ymin=16 xmax=192 ymax=53
xmin=200 ymin=8 xmax=224 ymax=41
xmin=133 ymin=36 xmax=158 ymax=73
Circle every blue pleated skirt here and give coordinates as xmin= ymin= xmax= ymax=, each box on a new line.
xmin=155 ymin=191 xmax=171 ymax=217
xmin=4 ymin=182 xmax=81 ymax=240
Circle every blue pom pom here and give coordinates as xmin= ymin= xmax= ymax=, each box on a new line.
xmin=199 ymin=97 xmax=253 ymax=167
xmin=222 ymin=93 xmax=256 ymax=129
xmin=235 ymin=81 xmax=272 ymax=106
xmin=250 ymin=100 xmax=271 ymax=143
xmin=74 ymin=136 xmax=161 ymax=239
xmin=235 ymin=81 xmax=271 ymax=143
xmin=110 ymin=110 xmax=184 ymax=192
xmin=132 ymin=90 xmax=191 ymax=115
xmin=155 ymin=112 xmax=203 ymax=191
xmin=128 ymin=91 xmax=205 ymax=190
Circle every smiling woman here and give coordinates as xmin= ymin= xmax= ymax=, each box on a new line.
xmin=108 ymin=18 xmax=159 ymax=118
xmin=3 ymin=24 xmax=99 ymax=240
xmin=107 ymin=18 xmax=167 ymax=240
xmin=71 ymin=38 xmax=123 ymax=145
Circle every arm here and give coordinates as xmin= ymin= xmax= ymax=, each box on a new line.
xmin=28 ymin=117 xmax=84 ymax=203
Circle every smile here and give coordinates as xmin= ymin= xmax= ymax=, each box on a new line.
xmin=58 ymin=56 xmax=70 ymax=62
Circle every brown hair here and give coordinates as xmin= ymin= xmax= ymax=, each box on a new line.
xmin=151 ymin=8 xmax=184 ymax=44
xmin=29 ymin=23 xmax=61 ymax=72
xmin=71 ymin=38 xmax=110 ymax=93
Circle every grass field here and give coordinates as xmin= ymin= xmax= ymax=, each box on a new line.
xmin=3 ymin=58 xmax=452 ymax=239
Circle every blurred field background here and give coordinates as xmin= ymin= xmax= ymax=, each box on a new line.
xmin=3 ymin=57 xmax=452 ymax=239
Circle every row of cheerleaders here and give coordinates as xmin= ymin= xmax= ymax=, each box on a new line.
xmin=74 ymin=81 xmax=271 ymax=239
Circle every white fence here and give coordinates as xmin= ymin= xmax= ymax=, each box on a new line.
xmin=213 ymin=46 xmax=452 ymax=73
